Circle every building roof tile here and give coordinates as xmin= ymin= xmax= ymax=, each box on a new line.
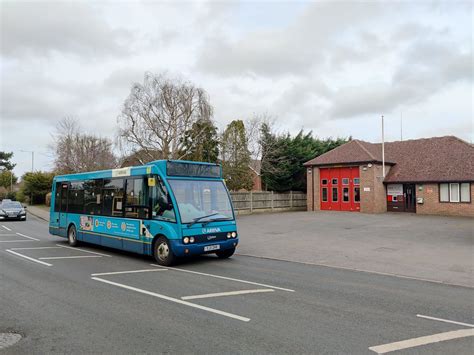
xmin=304 ymin=136 xmax=474 ymax=183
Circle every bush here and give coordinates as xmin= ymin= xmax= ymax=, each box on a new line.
xmin=19 ymin=171 xmax=54 ymax=205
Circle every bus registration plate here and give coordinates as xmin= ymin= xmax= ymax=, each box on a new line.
xmin=204 ymin=245 xmax=220 ymax=252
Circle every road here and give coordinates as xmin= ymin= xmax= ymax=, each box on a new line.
xmin=1 ymin=214 xmax=473 ymax=354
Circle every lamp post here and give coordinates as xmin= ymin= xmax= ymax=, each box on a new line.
xmin=20 ymin=150 xmax=35 ymax=204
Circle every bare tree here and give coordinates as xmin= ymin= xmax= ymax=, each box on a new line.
xmin=117 ymin=72 xmax=213 ymax=163
xmin=245 ymin=113 xmax=276 ymax=161
xmin=52 ymin=117 xmax=117 ymax=174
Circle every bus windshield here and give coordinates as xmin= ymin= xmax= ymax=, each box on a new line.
xmin=167 ymin=179 xmax=234 ymax=224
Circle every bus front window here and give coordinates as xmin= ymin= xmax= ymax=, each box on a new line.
xmin=150 ymin=178 xmax=176 ymax=222
xmin=167 ymin=179 xmax=233 ymax=224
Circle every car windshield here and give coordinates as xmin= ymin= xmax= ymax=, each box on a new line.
xmin=2 ymin=202 xmax=22 ymax=209
xmin=167 ymin=179 xmax=233 ymax=224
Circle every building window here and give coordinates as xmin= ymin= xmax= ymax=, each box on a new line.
xmin=440 ymin=184 xmax=449 ymax=202
xmin=450 ymin=183 xmax=460 ymax=202
xmin=440 ymin=183 xmax=471 ymax=203
xmin=321 ymin=179 xmax=328 ymax=185
xmin=354 ymin=187 xmax=360 ymax=202
xmin=332 ymin=187 xmax=338 ymax=202
xmin=331 ymin=178 xmax=338 ymax=185
xmin=353 ymin=178 xmax=360 ymax=185
xmin=342 ymin=178 xmax=349 ymax=185
xmin=342 ymin=187 xmax=349 ymax=202
xmin=322 ymin=187 xmax=328 ymax=202
xmin=461 ymin=183 xmax=470 ymax=202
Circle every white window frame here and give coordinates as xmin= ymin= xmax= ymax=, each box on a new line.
xmin=449 ymin=183 xmax=460 ymax=202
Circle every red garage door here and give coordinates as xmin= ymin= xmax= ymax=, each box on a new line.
xmin=320 ymin=167 xmax=360 ymax=211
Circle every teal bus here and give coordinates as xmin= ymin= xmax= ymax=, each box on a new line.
xmin=49 ymin=160 xmax=238 ymax=265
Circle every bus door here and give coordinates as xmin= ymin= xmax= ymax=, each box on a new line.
xmin=58 ymin=182 xmax=69 ymax=234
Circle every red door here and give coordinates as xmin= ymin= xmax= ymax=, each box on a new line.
xmin=320 ymin=167 xmax=360 ymax=212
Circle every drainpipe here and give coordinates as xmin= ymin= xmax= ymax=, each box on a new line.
xmin=382 ymin=115 xmax=385 ymax=178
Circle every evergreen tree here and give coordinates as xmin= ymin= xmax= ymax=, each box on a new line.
xmin=261 ymin=129 xmax=349 ymax=192
xmin=180 ymin=118 xmax=219 ymax=163
xmin=0 ymin=151 xmax=15 ymax=171
xmin=20 ymin=171 xmax=54 ymax=204
xmin=220 ymin=120 xmax=253 ymax=191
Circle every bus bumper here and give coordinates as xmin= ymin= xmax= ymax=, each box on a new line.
xmin=169 ymin=238 xmax=239 ymax=257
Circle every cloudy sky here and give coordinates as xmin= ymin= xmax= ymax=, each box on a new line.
xmin=1 ymin=0 xmax=472 ymax=176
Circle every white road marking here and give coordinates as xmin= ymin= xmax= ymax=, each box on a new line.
xmin=92 ymin=277 xmax=250 ymax=322
xmin=6 ymin=249 xmax=52 ymax=267
xmin=39 ymin=255 xmax=102 ymax=260
xmin=151 ymin=264 xmax=295 ymax=292
xmin=10 ymin=247 xmax=62 ymax=250
xmin=416 ymin=314 xmax=474 ymax=328
xmin=56 ymin=244 xmax=111 ymax=257
xmin=16 ymin=233 xmax=40 ymax=241
xmin=0 ymin=240 xmax=35 ymax=243
xmin=369 ymin=328 xmax=474 ymax=354
xmin=0 ymin=234 xmax=18 ymax=237
xmin=2 ymin=225 xmax=12 ymax=231
xmin=182 ymin=288 xmax=274 ymax=300
xmin=91 ymin=269 xmax=168 ymax=277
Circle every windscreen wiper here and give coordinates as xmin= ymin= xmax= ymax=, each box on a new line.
xmin=201 ymin=217 xmax=233 ymax=227
xmin=187 ymin=213 xmax=220 ymax=227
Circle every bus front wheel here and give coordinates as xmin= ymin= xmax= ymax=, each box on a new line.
xmin=68 ymin=225 xmax=78 ymax=247
xmin=216 ymin=247 xmax=235 ymax=259
xmin=153 ymin=237 xmax=176 ymax=266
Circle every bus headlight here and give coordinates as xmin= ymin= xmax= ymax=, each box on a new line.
xmin=183 ymin=237 xmax=189 ymax=244
xmin=189 ymin=237 xmax=195 ymax=243
xmin=227 ymin=233 xmax=231 ymax=239
xmin=231 ymin=232 xmax=237 ymax=238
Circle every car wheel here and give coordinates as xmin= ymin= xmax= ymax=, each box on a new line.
xmin=153 ymin=236 xmax=176 ymax=266
xmin=216 ymin=247 xmax=235 ymax=259
xmin=68 ymin=225 xmax=78 ymax=247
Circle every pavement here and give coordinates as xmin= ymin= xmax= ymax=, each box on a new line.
xmin=236 ymin=211 xmax=474 ymax=288
xmin=1 ymin=214 xmax=473 ymax=354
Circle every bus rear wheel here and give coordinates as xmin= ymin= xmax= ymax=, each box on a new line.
xmin=68 ymin=225 xmax=78 ymax=247
xmin=216 ymin=247 xmax=235 ymax=259
xmin=153 ymin=237 xmax=176 ymax=266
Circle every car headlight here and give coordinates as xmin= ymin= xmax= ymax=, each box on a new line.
xmin=183 ymin=237 xmax=189 ymax=244
xmin=0 ymin=210 xmax=6 ymax=216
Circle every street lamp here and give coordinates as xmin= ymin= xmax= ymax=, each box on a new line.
xmin=20 ymin=150 xmax=34 ymax=172
xmin=20 ymin=150 xmax=35 ymax=205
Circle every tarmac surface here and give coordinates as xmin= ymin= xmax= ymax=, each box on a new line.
xmin=1 ymin=213 xmax=473 ymax=354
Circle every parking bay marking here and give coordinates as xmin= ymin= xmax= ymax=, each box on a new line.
xmin=1 ymin=225 xmax=12 ymax=231
xmin=369 ymin=329 xmax=474 ymax=354
xmin=0 ymin=233 xmax=40 ymax=243
xmin=16 ymin=233 xmax=40 ymax=241
xmin=369 ymin=314 xmax=474 ymax=353
xmin=56 ymin=244 xmax=111 ymax=257
xmin=6 ymin=249 xmax=52 ymax=267
xmin=91 ymin=269 xmax=168 ymax=277
xmin=91 ymin=276 xmax=251 ymax=322
xmin=151 ymin=264 xmax=295 ymax=292
xmin=11 ymin=247 xmax=62 ymax=251
xmin=416 ymin=314 xmax=474 ymax=328
xmin=39 ymin=255 xmax=102 ymax=260
xmin=182 ymin=288 xmax=274 ymax=300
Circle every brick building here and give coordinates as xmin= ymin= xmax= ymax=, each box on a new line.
xmin=304 ymin=136 xmax=474 ymax=217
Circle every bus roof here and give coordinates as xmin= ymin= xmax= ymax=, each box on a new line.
xmin=54 ymin=160 xmax=222 ymax=182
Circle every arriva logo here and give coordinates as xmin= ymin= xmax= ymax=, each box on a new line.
xmin=202 ymin=227 xmax=221 ymax=234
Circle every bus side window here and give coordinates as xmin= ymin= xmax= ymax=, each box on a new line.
xmin=54 ymin=182 xmax=61 ymax=212
xmin=125 ymin=177 xmax=149 ymax=219
xmin=84 ymin=179 xmax=103 ymax=215
xmin=103 ymin=178 xmax=125 ymax=217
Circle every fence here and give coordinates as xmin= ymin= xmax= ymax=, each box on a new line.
xmin=230 ymin=191 xmax=307 ymax=214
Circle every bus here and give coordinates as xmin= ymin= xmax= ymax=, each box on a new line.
xmin=49 ymin=160 xmax=238 ymax=266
